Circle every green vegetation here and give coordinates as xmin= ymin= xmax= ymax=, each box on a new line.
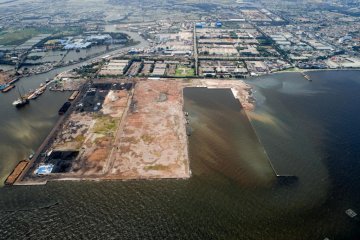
xmin=0 ymin=28 xmax=40 ymax=46
xmin=108 ymin=32 xmax=128 ymax=40
xmin=222 ymin=21 xmax=241 ymax=29
xmin=75 ymin=63 xmax=99 ymax=77
xmin=258 ymin=37 xmax=274 ymax=46
xmin=278 ymin=67 xmax=299 ymax=72
xmin=229 ymin=31 xmax=238 ymax=39
xmin=26 ymin=55 xmax=42 ymax=61
xmin=256 ymin=46 xmax=272 ymax=57
xmin=0 ymin=26 xmax=82 ymax=46
xmin=50 ymin=27 xmax=84 ymax=38
xmin=74 ymin=135 xmax=86 ymax=143
xmin=144 ymin=164 xmax=169 ymax=171
xmin=175 ymin=65 xmax=195 ymax=77
xmin=93 ymin=115 xmax=118 ymax=135
xmin=236 ymin=46 xmax=246 ymax=51
xmin=141 ymin=134 xmax=155 ymax=144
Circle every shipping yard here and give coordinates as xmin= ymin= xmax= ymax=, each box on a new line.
xmin=7 ymin=78 xmax=254 ymax=185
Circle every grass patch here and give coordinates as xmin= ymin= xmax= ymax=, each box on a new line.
xmin=74 ymin=135 xmax=86 ymax=143
xmin=93 ymin=115 xmax=119 ymax=134
xmin=144 ymin=164 xmax=169 ymax=171
xmin=141 ymin=134 xmax=155 ymax=144
xmin=0 ymin=28 xmax=40 ymax=46
xmin=279 ymin=67 xmax=300 ymax=72
xmin=0 ymin=26 xmax=84 ymax=46
xmin=175 ymin=65 xmax=195 ymax=77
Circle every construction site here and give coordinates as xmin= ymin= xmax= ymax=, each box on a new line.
xmin=10 ymin=78 xmax=254 ymax=184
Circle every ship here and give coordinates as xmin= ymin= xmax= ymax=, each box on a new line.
xmin=34 ymin=85 xmax=46 ymax=96
xmin=27 ymin=91 xmax=39 ymax=100
xmin=8 ymin=77 xmax=20 ymax=84
xmin=1 ymin=84 xmax=15 ymax=93
xmin=27 ymin=85 xmax=47 ymax=100
xmin=12 ymin=97 xmax=29 ymax=107
xmin=12 ymin=87 xmax=30 ymax=108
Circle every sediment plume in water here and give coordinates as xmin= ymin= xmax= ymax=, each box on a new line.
xmin=184 ymin=88 xmax=275 ymax=187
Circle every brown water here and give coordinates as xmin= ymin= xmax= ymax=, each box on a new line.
xmin=1 ymin=72 xmax=360 ymax=239
xmin=185 ymin=87 xmax=275 ymax=187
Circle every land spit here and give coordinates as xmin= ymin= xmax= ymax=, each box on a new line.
xmin=13 ymin=78 xmax=254 ymax=184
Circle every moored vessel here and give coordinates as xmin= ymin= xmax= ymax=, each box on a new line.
xmin=1 ymin=84 xmax=15 ymax=93
xmin=13 ymin=87 xmax=30 ymax=108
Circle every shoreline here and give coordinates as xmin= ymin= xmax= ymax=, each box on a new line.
xmin=271 ymin=67 xmax=360 ymax=75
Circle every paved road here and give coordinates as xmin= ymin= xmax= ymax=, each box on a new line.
xmin=193 ymin=25 xmax=199 ymax=76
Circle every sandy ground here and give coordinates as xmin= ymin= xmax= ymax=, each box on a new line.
xmin=51 ymin=77 xmax=86 ymax=91
xmin=107 ymin=80 xmax=190 ymax=179
xmin=0 ymin=71 xmax=12 ymax=85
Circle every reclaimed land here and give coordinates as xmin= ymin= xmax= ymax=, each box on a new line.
xmin=14 ymin=78 xmax=254 ymax=184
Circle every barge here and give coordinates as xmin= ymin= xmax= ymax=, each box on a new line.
xmin=58 ymin=102 xmax=71 ymax=115
xmin=2 ymin=84 xmax=15 ymax=93
xmin=5 ymin=160 xmax=29 ymax=185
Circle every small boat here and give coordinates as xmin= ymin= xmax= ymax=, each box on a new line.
xmin=302 ymin=72 xmax=312 ymax=81
xmin=345 ymin=209 xmax=358 ymax=218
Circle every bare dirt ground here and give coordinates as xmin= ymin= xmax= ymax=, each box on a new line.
xmin=50 ymin=77 xmax=86 ymax=91
xmin=0 ymin=71 xmax=12 ymax=85
xmin=107 ymin=80 xmax=190 ymax=179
